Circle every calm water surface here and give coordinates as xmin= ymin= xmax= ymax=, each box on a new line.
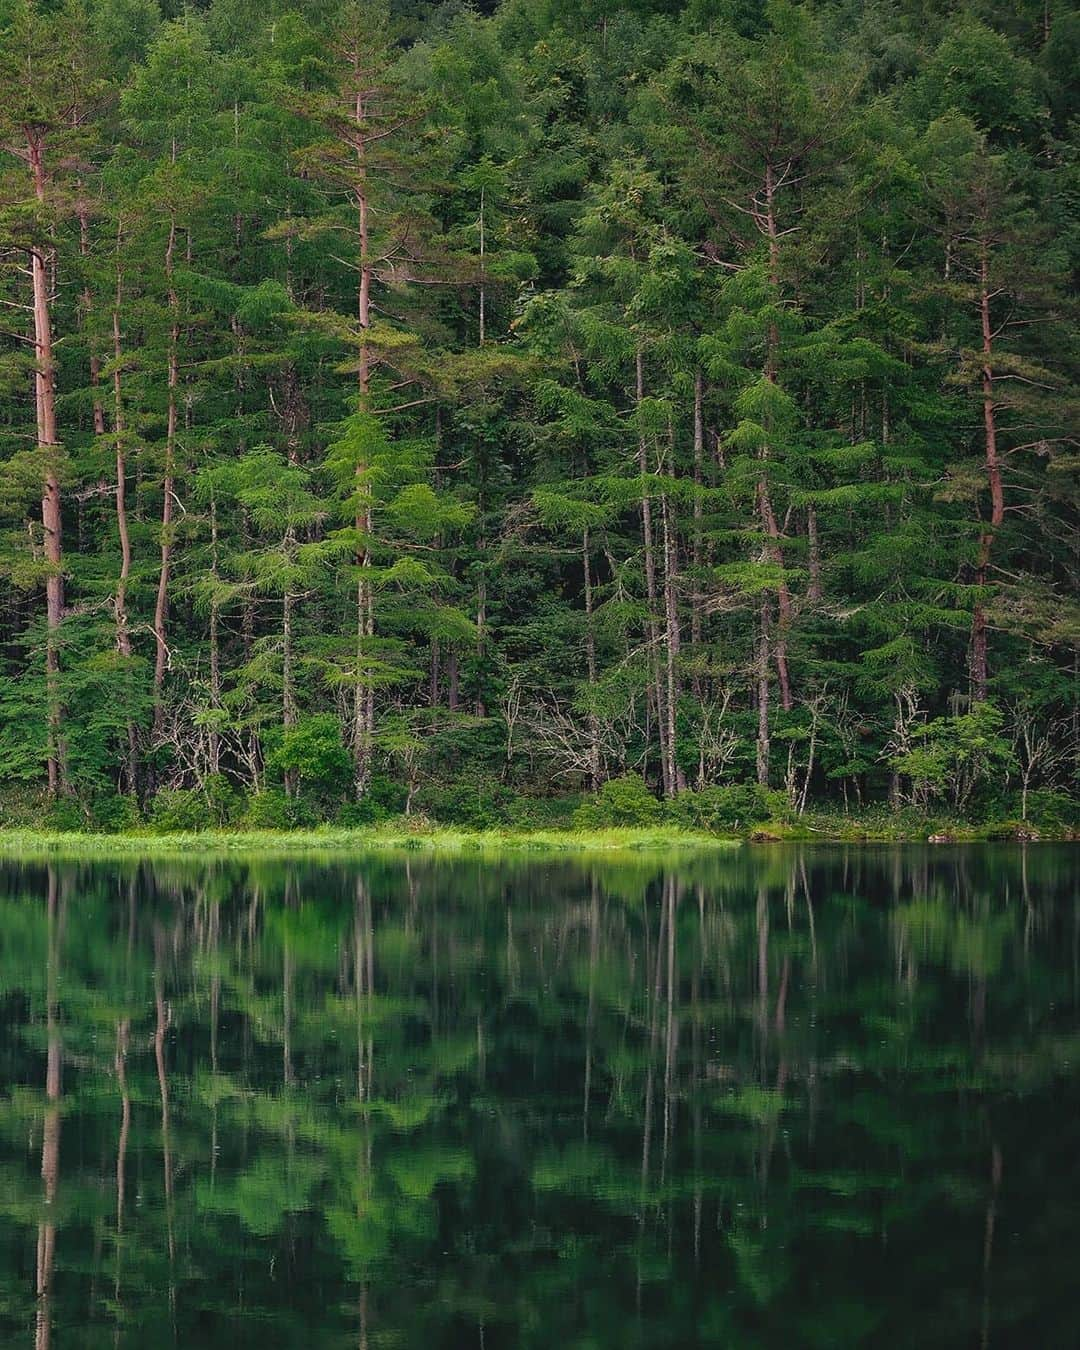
xmin=0 ymin=845 xmax=1076 ymax=1348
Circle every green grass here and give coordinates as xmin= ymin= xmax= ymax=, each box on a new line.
xmin=0 ymin=823 xmax=743 ymax=860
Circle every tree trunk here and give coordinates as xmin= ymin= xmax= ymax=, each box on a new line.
xmin=756 ymin=602 xmax=770 ymax=787
xmin=353 ymin=86 xmax=374 ymax=798
xmin=637 ymin=348 xmax=670 ymax=795
xmin=111 ymin=247 xmax=138 ymax=794
xmin=475 ymin=558 xmax=487 ymax=719
xmin=27 ymin=131 xmax=66 ymax=796
xmin=429 ymin=637 xmax=440 ymax=707
xmin=209 ymin=496 xmax=221 ymax=777
xmin=761 ymin=159 xmax=794 ymax=711
xmin=583 ymin=526 xmax=601 ymax=790
xmin=691 ymin=371 xmax=704 ymax=687
xmin=282 ymin=545 xmax=298 ymax=798
xmin=807 ymin=503 xmax=822 ymax=602
xmin=153 ymin=211 xmax=179 ymax=739
xmin=971 ymin=247 xmax=1003 ymax=703
xmin=660 ymin=484 xmax=681 ymax=797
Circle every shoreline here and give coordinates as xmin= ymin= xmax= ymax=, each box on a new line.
xmin=0 ymin=825 xmax=739 ymax=858
xmin=0 ymin=824 xmax=1071 ymax=859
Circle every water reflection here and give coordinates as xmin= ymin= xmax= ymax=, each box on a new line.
xmin=0 ymin=846 xmax=1076 ymax=1348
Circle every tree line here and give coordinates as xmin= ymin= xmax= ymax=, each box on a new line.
xmin=0 ymin=0 xmax=1076 ymax=828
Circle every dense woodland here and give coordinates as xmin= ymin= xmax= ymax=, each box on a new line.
xmin=0 ymin=0 xmax=1077 ymax=830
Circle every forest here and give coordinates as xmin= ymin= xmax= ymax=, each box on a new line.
xmin=0 ymin=0 xmax=1076 ymax=834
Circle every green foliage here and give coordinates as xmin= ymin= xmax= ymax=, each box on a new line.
xmin=337 ymin=774 xmax=406 ymax=825
xmin=44 ymin=795 xmax=90 ymax=833
xmin=668 ymin=784 xmax=789 ymax=833
xmin=0 ymin=0 xmax=1073 ymax=831
xmin=87 ymin=792 xmax=143 ymax=834
xmin=241 ymin=789 xmax=316 ymax=831
xmin=416 ymin=774 xmax=518 ymax=829
xmin=574 ymin=775 xmax=663 ymax=829
xmin=265 ymin=715 xmax=352 ymax=804
xmin=1018 ymin=790 xmax=1078 ymax=833
xmin=892 ymin=703 xmax=1015 ymax=811
xmin=149 ymin=788 xmax=215 ymax=833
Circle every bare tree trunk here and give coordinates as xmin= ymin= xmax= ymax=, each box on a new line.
xmin=76 ymin=188 xmax=105 ymax=438
xmin=283 ymin=583 xmax=297 ymax=727
xmin=282 ymin=516 xmax=298 ymax=789
xmin=690 ymin=371 xmax=704 ymax=670
xmin=477 ymin=183 xmax=486 ymax=347
xmin=583 ymin=526 xmax=601 ymax=790
xmin=109 ymin=238 xmax=139 ymax=793
xmin=475 ymin=557 xmax=487 ymax=719
xmin=971 ymin=247 xmax=1003 ymax=703
xmin=153 ymin=208 xmax=179 ymax=738
xmin=353 ymin=83 xmax=374 ymax=798
xmin=637 ymin=348 xmax=670 ymax=795
xmin=429 ymin=637 xmax=440 ymax=707
xmin=806 ymin=503 xmax=822 ymax=602
xmin=756 ymin=603 xmax=771 ymax=787
xmin=209 ymin=496 xmax=221 ymax=777
xmin=761 ymin=160 xmax=794 ymax=711
xmin=660 ymin=484 xmax=681 ymax=796
xmin=28 ymin=132 xmax=66 ymax=796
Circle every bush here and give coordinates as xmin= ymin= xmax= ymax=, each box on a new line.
xmin=0 ymin=785 xmax=51 ymax=828
xmin=337 ymin=773 xmax=406 ymax=827
xmin=264 ymin=715 xmax=352 ymax=805
xmin=45 ymin=795 xmax=89 ymax=832
xmin=415 ymin=774 xmax=516 ymax=829
xmin=668 ymin=784 xmax=789 ymax=833
xmin=573 ymin=774 xmax=662 ymax=829
xmin=89 ymin=793 xmax=142 ymax=833
xmin=204 ymin=773 xmax=243 ymax=826
xmin=241 ymin=788 xmax=316 ymax=830
xmin=1023 ymin=790 xmax=1078 ymax=832
xmin=892 ymin=702 xmax=1013 ymax=812
xmin=148 ymin=788 xmax=213 ymax=833
xmin=503 ymin=793 xmax=583 ymax=830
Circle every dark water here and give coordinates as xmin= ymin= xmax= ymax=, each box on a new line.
xmin=0 ymin=845 xmax=1077 ymax=1349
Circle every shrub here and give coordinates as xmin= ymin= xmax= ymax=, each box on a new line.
xmin=204 ymin=773 xmax=243 ymax=826
xmin=415 ymin=775 xmax=515 ymax=829
xmin=573 ymin=774 xmax=662 ymax=829
xmin=1023 ymin=790 xmax=1078 ymax=831
xmin=148 ymin=788 xmax=213 ymax=833
xmin=892 ymin=702 xmax=1014 ymax=812
xmin=668 ymin=784 xmax=789 ymax=833
xmin=504 ymin=793 xmax=583 ymax=830
xmin=264 ymin=715 xmax=352 ymax=805
xmin=89 ymin=793 xmax=142 ymax=833
xmin=45 ymin=795 xmax=89 ymax=832
xmin=337 ymin=773 xmax=406 ymax=827
xmin=241 ymin=788 xmax=316 ymax=830
xmin=0 ymin=785 xmax=51 ymax=828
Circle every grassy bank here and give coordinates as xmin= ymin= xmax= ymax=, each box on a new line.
xmin=0 ymin=823 xmax=744 ymax=860
xmin=0 ymin=818 xmax=1070 ymax=861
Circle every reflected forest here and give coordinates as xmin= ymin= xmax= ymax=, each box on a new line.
xmin=1 ymin=846 xmax=1077 ymax=1347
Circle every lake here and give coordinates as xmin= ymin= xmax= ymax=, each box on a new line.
xmin=0 ymin=844 xmax=1076 ymax=1348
